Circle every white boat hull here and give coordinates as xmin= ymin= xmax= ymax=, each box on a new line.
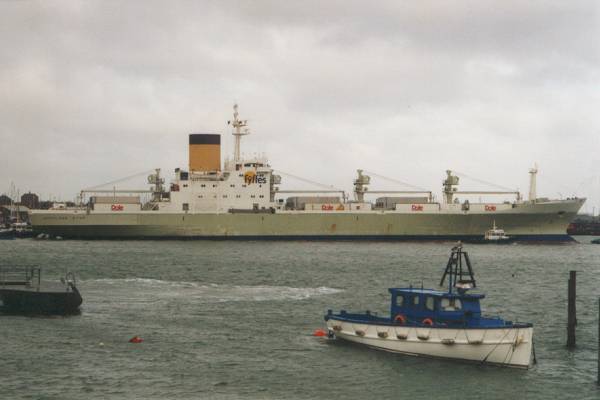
xmin=326 ymin=319 xmax=533 ymax=368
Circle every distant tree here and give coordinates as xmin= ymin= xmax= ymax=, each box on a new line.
xmin=39 ymin=201 xmax=54 ymax=210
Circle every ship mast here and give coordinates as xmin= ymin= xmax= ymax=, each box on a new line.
xmin=229 ymin=104 xmax=249 ymax=163
xmin=528 ymin=164 xmax=538 ymax=202
xmin=353 ymin=170 xmax=370 ymax=202
xmin=443 ymin=170 xmax=460 ymax=204
xmin=148 ymin=169 xmax=164 ymax=202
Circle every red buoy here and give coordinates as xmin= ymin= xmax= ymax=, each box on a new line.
xmin=313 ymin=329 xmax=328 ymax=337
xmin=129 ymin=335 xmax=144 ymax=343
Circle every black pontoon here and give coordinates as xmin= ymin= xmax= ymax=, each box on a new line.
xmin=0 ymin=267 xmax=82 ymax=314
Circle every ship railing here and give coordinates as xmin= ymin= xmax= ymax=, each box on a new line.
xmin=0 ymin=266 xmax=41 ymax=289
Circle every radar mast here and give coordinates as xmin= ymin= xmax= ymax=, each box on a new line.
xmin=439 ymin=243 xmax=476 ymax=294
xmin=528 ymin=164 xmax=538 ymax=202
xmin=229 ymin=104 xmax=249 ymax=163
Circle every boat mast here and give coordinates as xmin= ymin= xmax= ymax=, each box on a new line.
xmin=439 ymin=244 xmax=476 ymax=294
xmin=15 ymin=189 xmax=20 ymax=224
xmin=229 ymin=104 xmax=249 ymax=163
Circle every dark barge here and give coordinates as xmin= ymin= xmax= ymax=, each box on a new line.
xmin=0 ymin=267 xmax=82 ymax=314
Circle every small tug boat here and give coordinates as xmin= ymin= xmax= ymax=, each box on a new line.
xmin=465 ymin=221 xmax=514 ymax=244
xmin=0 ymin=267 xmax=82 ymax=314
xmin=324 ymin=244 xmax=533 ymax=368
xmin=483 ymin=221 xmax=512 ymax=243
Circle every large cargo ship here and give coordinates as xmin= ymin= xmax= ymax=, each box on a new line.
xmin=30 ymin=106 xmax=585 ymax=241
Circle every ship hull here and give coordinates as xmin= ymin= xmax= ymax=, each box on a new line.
xmin=326 ymin=318 xmax=533 ymax=368
xmin=30 ymin=199 xmax=584 ymax=241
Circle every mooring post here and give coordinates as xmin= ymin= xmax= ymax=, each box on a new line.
xmin=567 ymin=270 xmax=577 ymax=348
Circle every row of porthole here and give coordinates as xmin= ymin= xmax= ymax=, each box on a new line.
xmin=198 ymin=184 xmax=262 ymax=188
xmin=196 ymin=195 xmax=265 ymax=199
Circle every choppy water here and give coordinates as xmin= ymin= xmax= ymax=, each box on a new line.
xmin=1 ymin=238 xmax=600 ymax=399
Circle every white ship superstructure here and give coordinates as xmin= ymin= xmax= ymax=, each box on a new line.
xmin=30 ymin=105 xmax=585 ymax=240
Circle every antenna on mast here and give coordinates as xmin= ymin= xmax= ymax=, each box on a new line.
xmin=228 ymin=104 xmax=249 ymax=163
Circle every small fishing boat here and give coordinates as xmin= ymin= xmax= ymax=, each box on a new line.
xmin=324 ymin=244 xmax=533 ymax=368
xmin=591 ymin=238 xmax=600 ymax=244
xmin=0 ymin=267 xmax=82 ymax=314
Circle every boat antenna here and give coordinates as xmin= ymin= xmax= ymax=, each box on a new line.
xmin=228 ymin=104 xmax=249 ymax=164
xmin=439 ymin=243 xmax=476 ymax=294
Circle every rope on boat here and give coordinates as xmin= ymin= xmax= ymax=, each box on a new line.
xmin=351 ymin=323 xmax=368 ymax=337
xmin=82 ymin=169 xmax=156 ymax=191
xmin=376 ymin=326 xmax=390 ymax=339
xmin=439 ymin=328 xmax=460 ymax=343
xmin=393 ymin=326 xmax=411 ymax=340
xmin=480 ymin=328 xmax=512 ymax=365
xmin=501 ymin=329 xmax=518 ymax=366
xmin=465 ymin=328 xmax=487 ymax=345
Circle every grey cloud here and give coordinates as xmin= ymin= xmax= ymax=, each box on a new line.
xmin=0 ymin=0 xmax=598 ymax=211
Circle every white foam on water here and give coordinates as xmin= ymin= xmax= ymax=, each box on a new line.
xmin=82 ymin=278 xmax=342 ymax=302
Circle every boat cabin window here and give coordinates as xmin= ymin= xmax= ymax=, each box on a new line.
xmin=425 ymin=296 xmax=435 ymax=311
xmin=395 ymin=295 xmax=404 ymax=307
xmin=441 ymin=298 xmax=462 ymax=311
xmin=412 ymin=295 xmax=420 ymax=307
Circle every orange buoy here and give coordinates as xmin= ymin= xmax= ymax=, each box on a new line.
xmin=129 ymin=335 xmax=144 ymax=343
xmin=313 ymin=329 xmax=328 ymax=337
xmin=394 ymin=314 xmax=407 ymax=324
xmin=422 ymin=318 xmax=434 ymax=326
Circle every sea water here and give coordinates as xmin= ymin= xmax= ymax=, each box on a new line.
xmin=1 ymin=239 xmax=599 ymax=399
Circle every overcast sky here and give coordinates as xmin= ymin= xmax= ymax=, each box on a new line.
xmin=1 ymin=1 xmax=599 ymax=211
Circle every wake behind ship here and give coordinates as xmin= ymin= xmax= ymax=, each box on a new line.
xmin=30 ymin=105 xmax=584 ymax=241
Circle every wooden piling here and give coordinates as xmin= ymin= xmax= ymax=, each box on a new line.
xmin=567 ymin=270 xmax=576 ymax=348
